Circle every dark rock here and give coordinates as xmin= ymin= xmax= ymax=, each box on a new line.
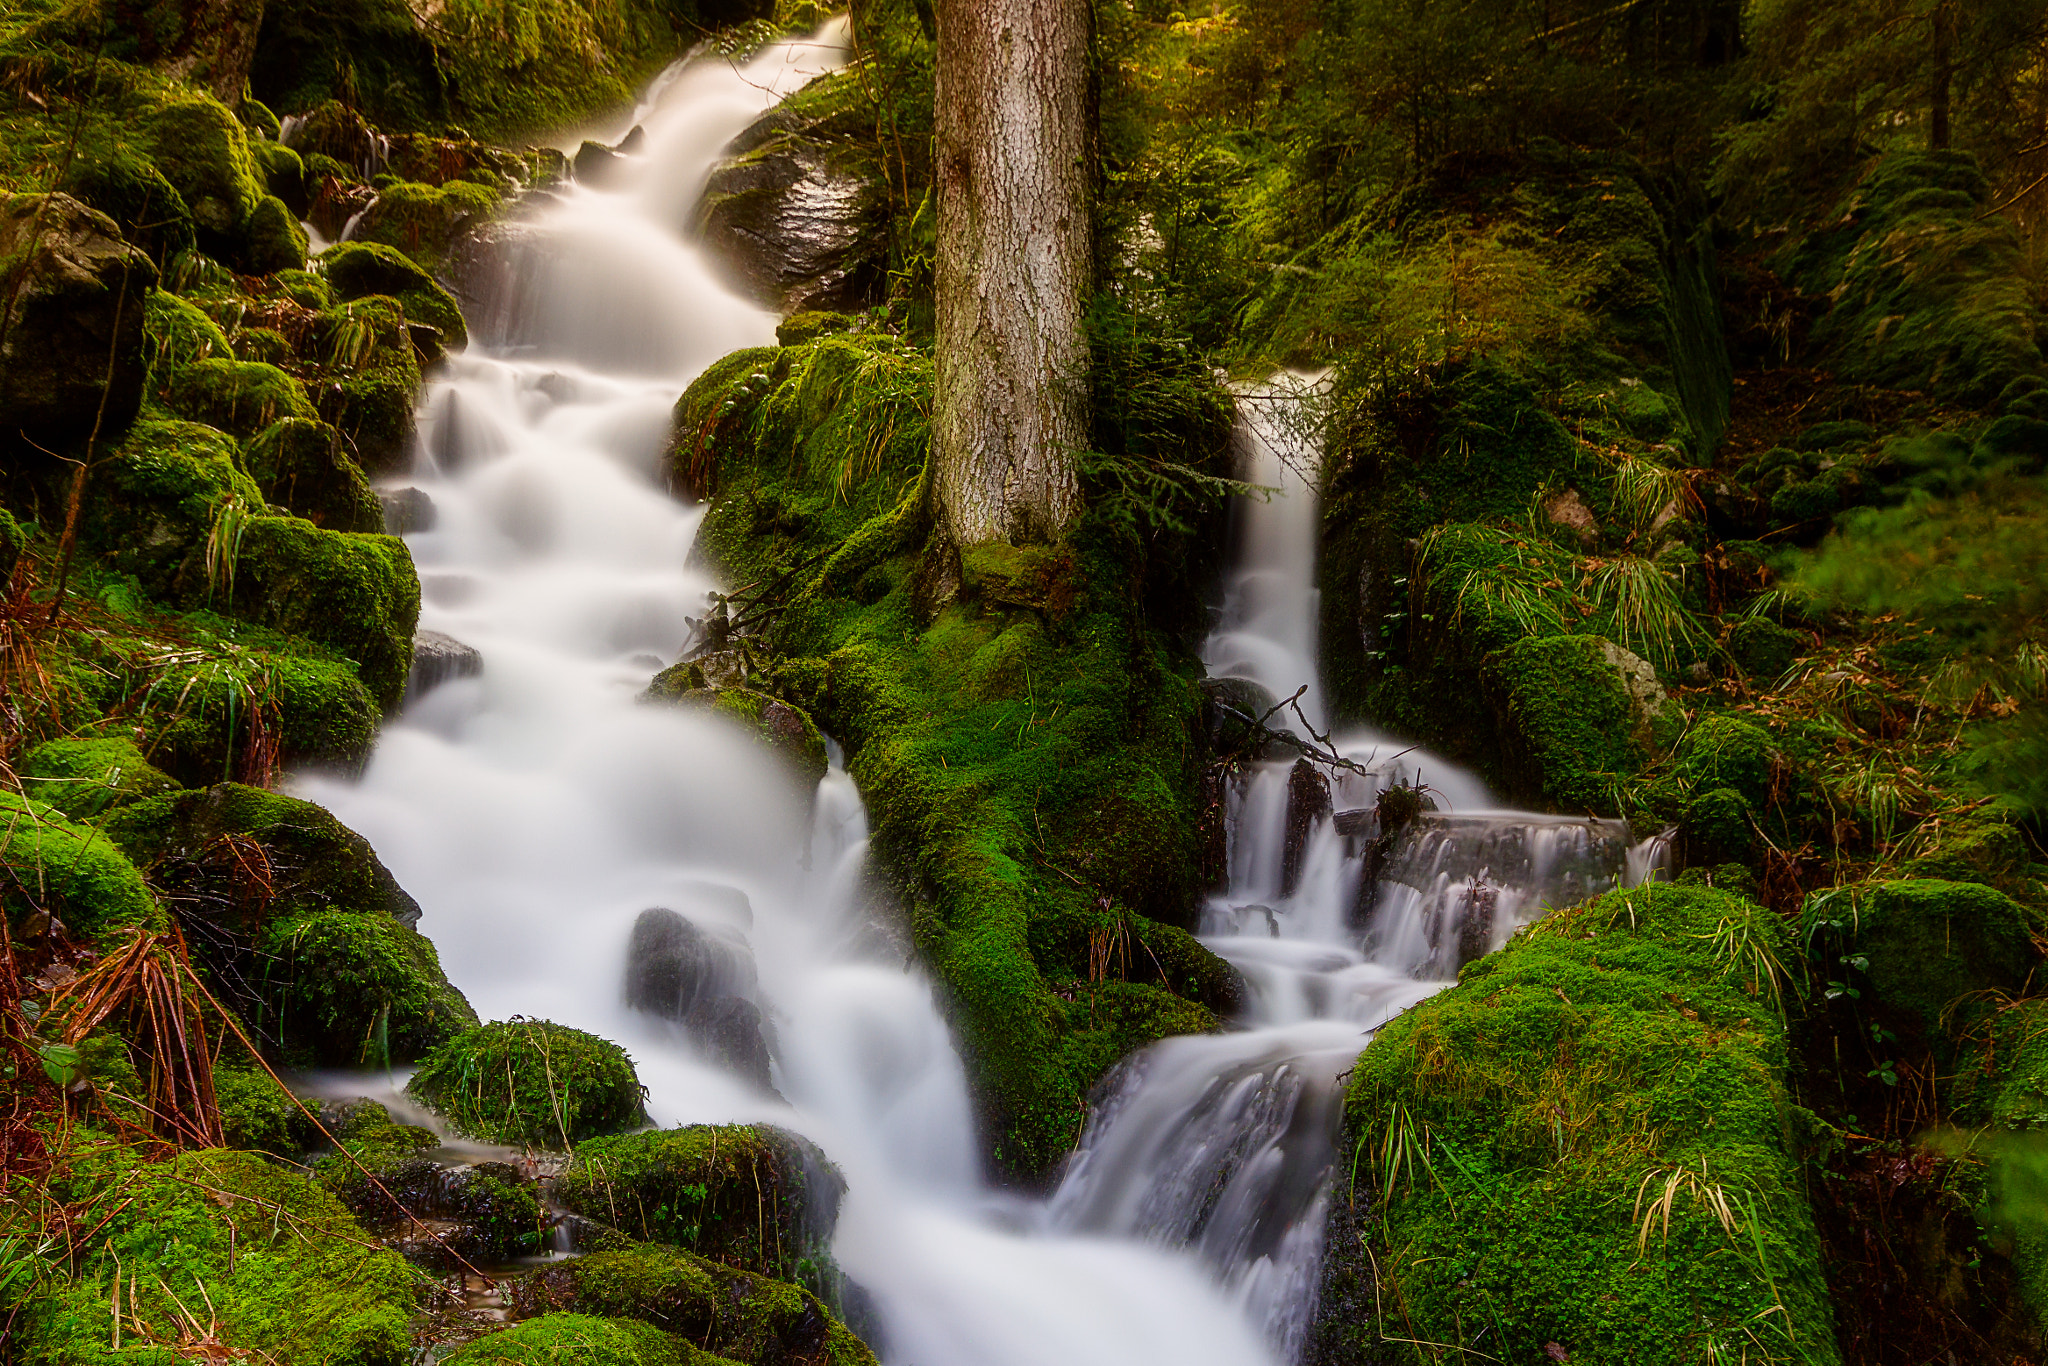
xmin=1197 ymin=764 xmax=1231 ymax=891
xmin=624 ymin=907 xmax=774 ymax=1088
xmin=381 ymin=485 xmax=437 ymax=534
xmin=0 ymin=194 xmax=156 ymax=444
xmin=1453 ymin=881 xmax=1500 ymax=967
xmin=408 ymin=629 xmax=483 ymax=703
xmin=696 ymin=108 xmax=883 ymax=314
xmin=1201 ymin=675 xmax=1283 ymax=759
xmin=1332 ymin=808 xmax=1373 ymax=837
xmin=1282 ymin=758 xmax=1332 ymax=895
xmin=572 ymin=139 xmax=627 ymax=189
xmin=329 ymin=1152 xmax=547 ymax=1272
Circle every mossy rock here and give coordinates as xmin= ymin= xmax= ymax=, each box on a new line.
xmin=244 ymin=192 xmax=309 ymax=274
xmin=12 ymin=1147 xmax=422 ymax=1365
xmin=1905 ymin=815 xmax=2048 ymax=905
xmin=320 ymin=1144 xmax=549 ymax=1267
xmin=447 ymin=1314 xmax=714 ymax=1366
xmin=505 ymin=1244 xmax=877 ymax=1366
xmin=355 ymin=178 xmax=500 ymax=272
xmin=161 ymin=356 xmax=317 ymax=438
xmin=1312 ymin=882 xmax=1837 ymax=1365
xmin=1726 ymin=616 xmax=1805 ymax=682
xmin=320 ymin=240 xmax=468 ymax=349
xmin=225 ymin=516 xmax=421 ymax=710
xmin=0 ymin=790 xmax=162 ymax=939
xmin=1804 ymin=879 xmax=2045 ymax=1037
xmin=1675 ymin=714 xmax=1777 ymax=808
xmin=140 ymin=93 xmax=265 ymax=247
xmin=144 ymin=288 xmax=234 ymax=369
xmin=17 ymin=736 xmax=181 ymax=818
xmin=1478 ymin=634 xmax=1665 ymax=814
xmin=553 ymin=1126 xmax=841 ymax=1284
xmin=62 ymin=134 xmax=200 ymax=258
xmin=216 ymin=1063 xmax=318 ymax=1154
xmin=409 ymin=1020 xmax=648 ymax=1149
xmin=254 ymin=139 xmax=309 ymax=215
xmin=245 ymin=417 xmax=385 ymax=532
xmin=107 ymin=783 xmax=475 ymax=1065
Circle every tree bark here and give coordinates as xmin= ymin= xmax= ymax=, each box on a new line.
xmin=932 ymin=0 xmax=1091 ymax=547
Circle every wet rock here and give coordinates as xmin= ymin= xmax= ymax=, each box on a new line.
xmin=624 ymin=907 xmax=773 ymax=1089
xmin=1542 ymin=487 xmax=1601 ymax=547
xmin=408 ymin=629 xmax=484 ymax=703
xmin=1197 ymin=764 xmax=1232 ymax=890
xmin=1282 ymin=758 xmax=1333 ymax=896
xmin=641 ymin=672 xmax=829 ymax=787
xmin=1453 ymin=880 xmax=1500 ymax=967
xmin=553 ymin=1124 xmax=846 ymax=1285
xmin=381 ymin=485 xmax=437 ymax=534
xmin=572 ymin=139 xmax=628 ymax=189
xmin=1201 ymin=675 xmax=1284 ymax=759
xmin=0 ymin=194 xmax=156 ymax=444
xmin=331 ymin=1154 xmax=548 ymax=1272
xmin=696 ymin=106 xmax=882 ymax=314
xmin=1332 ymin=807 xmax=1373 ymax=837
xmin=244 ymin=417 xmax=383 ymax=532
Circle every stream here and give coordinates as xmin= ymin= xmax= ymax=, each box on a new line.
xmin=300 ymin=25 xmax=1665 ymax=1366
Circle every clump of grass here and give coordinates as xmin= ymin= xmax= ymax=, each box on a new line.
xmin=407 ymin=1018 xmax=646 ymax=1149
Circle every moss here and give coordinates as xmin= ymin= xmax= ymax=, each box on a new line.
xmin=445 ymin=1314 xmax=707 ymax=1366
xmin=12 ymin=1146 xmax=423 ymax=1365
xmin=553 ymin=1126 xmax=839 ymax=1284
xmin=1786 ymin=152 xmax=2047 ymax=407
xmin=244 ymin=417 xmax=385 ymax=532
xmin=140 ymin=92 xmax=264 ymax=249
xmin=143 ymin=288 xmax=232 ymax=368
xmin=1676 ymin=714 xmax=1777 ymax=808
xmin=1727 ymin=616 xmax=1805 ymax=682
xmin=61 ymin=133 xmax=199 ymax=259
xmin=1904 ymin=814 xmax=2048 ymax=904
xmin=409 ymin=1019 xmax=647 ymax=1148
xmin=0 ymin=790 xmax=162 ymax=939
xmin=215 ymin=1062 xmax=316 ymax=1154
xmin=1480 ymin=633 xmax=1653 ymax=814
xmin=646 ymin=683 xmax=828 ymax=786
xmin=253 ymin=139 xmax=307 ymax=214
xmin=1314 ymin=882 xmax=1836 ymax=1365
xmin=507 ymin=1244 xmax=876 ymax=1366
xmin=318 ymin=239 xmax=468 ymax=349
xmin=107 ymin=783 xmax=474 ymax=1065
xmin=17 ymin=737 xmax=182 ymax=818
xmin=161 ymin=357 xmax=317 ymax=437
xmin=1803 ymin=879 xmax=2044 ymax=1038
xmin=227 ymin=516 xmax=420 ymax=710
xmin=354 ymin=178 xmax=500 ymax=272
xmin=243 ymin=193 xmax=309 ymax=274
xmin=776 ymin=310 xmax=857 ymax=346
xmin=319 ymin=1144 xmax=548 ymax=1263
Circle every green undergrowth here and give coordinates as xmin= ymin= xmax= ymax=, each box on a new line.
xmin=446 ymin=1314 xmax=725 ymax=1366
xmin=1321 ymin=881 xmax=1836 ymax=1365
xmin=671 ymin=324 xmax=1241 ymax=1179
xmin=8 ymin=1142 xmax=425 ymax=1366
xmin=408 ymin=1019 xmax=647 ymax=1148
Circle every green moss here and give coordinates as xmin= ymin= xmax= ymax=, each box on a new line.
xmin=1316 ymin=882 xmax=1836 ymax=1365
xmin=253 ymin=140 xmax=307 ymax=213
xmin=445 ymin=1314 xmax=706 ymax=1366
xmin=1803 ymin=879 xmax=2044 ymax=1037
xmin=161 ymin=357 xmax=317 ymax=437
xmin=409 ymin=1019 xmax=647 ymax=1148
xmin=1904 ymin=814 xmax=2048 ymax=904
xmin=1676 ymin=714 xmax=1777 ymax=808
xmin=1481 ymin=634 xmax=1653 ymax=814
xmin=318 ymin=240 xmax=468 ymax=348
xmin=243 ymin=193 xmax=309 ymax=274
xmin=215 ymin=1063 xmax=315 ymax=1154
xmin=228 ymin=516 xmax=420 ymax=710
xmin=85 ymin=417 xmax=261 ymax=599
xmin=244 ymin=417 xmax=385 ymax=532
xmin=553 ymin=1126 xmax=837 ymax=1283
xmin=140 ymin=93 xmax=264 ymax=247
xmin=0 ymin=789 xmax=162 ymax=939
xmin=143 ymin=288 xmax=231 ymax=369
xmin=17 ymin=737 xmax=182 ymax=818
xmin=12 ymin=1146 xmax=423 ymax=1365
xmin=645 ymin=682 xmax=828 ymax=786
xmin=107 ymin=783 xmax=474 ymax=1065
xmin=354 ymin=178 xmax=500 ymax=272
xmin=1727 ymin=616 xmax=1805 ymax=682
xmin=508 ymin=1244 xmax=876 ymax=1366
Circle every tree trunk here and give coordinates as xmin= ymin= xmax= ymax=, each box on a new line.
xmin=1930 ymin=1 xmax=1954 ymax=151
xmin=932 ymin=0 xmax=1091 ymax=547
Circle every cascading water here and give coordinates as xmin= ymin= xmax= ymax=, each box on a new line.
xmin=1041 ymin=379 xmax=1669 ymax=1361
xmin=301 ymin=25 xmax=1277 ymax=1366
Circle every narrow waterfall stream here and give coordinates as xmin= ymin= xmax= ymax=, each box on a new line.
xmin=294 ymin=29 xmax=1665 ymax=1366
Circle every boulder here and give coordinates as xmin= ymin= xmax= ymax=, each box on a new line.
xmin=1282 ymin=757 xmax=1332 ymax=896
xmin=0 ymin=194 xmax=155 ymax=444
xmin=244 ymin=417 xmax=384 ymax=532
xmin=408 ymin=629 xmax=484 ymax=703
xmin=380 ymin=485 xmax=437 ymax=534
xmin=696 ymin=107 xmax=881 ymax=315
xmin=624 ymin=907 xmax=773 ymax=1089
xmin=407 ymin=1019 xmax=646 ymax=1148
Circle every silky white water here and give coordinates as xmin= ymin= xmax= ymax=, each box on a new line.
xmin=301 ymin=25 xmax=1278 ymax=1366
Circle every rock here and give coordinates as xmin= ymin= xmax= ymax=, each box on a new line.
xmin=381 ymin=486 xmax=437 ymax=534
xmin=244 ymin=417 xmax=383 ymax=532
xmin=1453 ymin=880 xmax=1500 ymax=966
xmin=408 ymin=629 xmax=483 ymax=703
xmin=331 ymin=1154 xmax=547 ymax=1272
xmin=641 ymin=674 xmax=829 ymax=787
xmin=624 ymin=907 xmax=774 ymax=1089
xmin=1803 ymin=880 xmax=2045 ymax=1039
xmin=1282 ymin=758 xmax=1332 ymax=895
xmin=1599 ymin=639 xmax=1675 ymax=735
xmin=553 ymin=1125 xmax=846 ymax=1284
xmin=696 ymin=107 xmax=882 ymax=314
xmin=1201 ymin=675 xmax=1284 ymax=758
xmin=1542 ymin=487 xmax=1601 ymax=547
xmin=572 ymin=139 xmax=627 ymax=189
xmin=132 ymin=0 xmax=268 ymax=104
xmin=0 ymin=194 xmax=156 ymax=444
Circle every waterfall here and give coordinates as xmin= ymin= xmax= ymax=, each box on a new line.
xmin=299 ymin=25 xmax=1277 ymax=1366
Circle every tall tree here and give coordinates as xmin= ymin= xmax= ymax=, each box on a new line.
xmin=931 ymin=0 xmax=1092 ymax=546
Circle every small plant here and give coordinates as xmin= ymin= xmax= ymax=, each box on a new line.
xmin=407 ymin=1018 xmax=646 ymax=1149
